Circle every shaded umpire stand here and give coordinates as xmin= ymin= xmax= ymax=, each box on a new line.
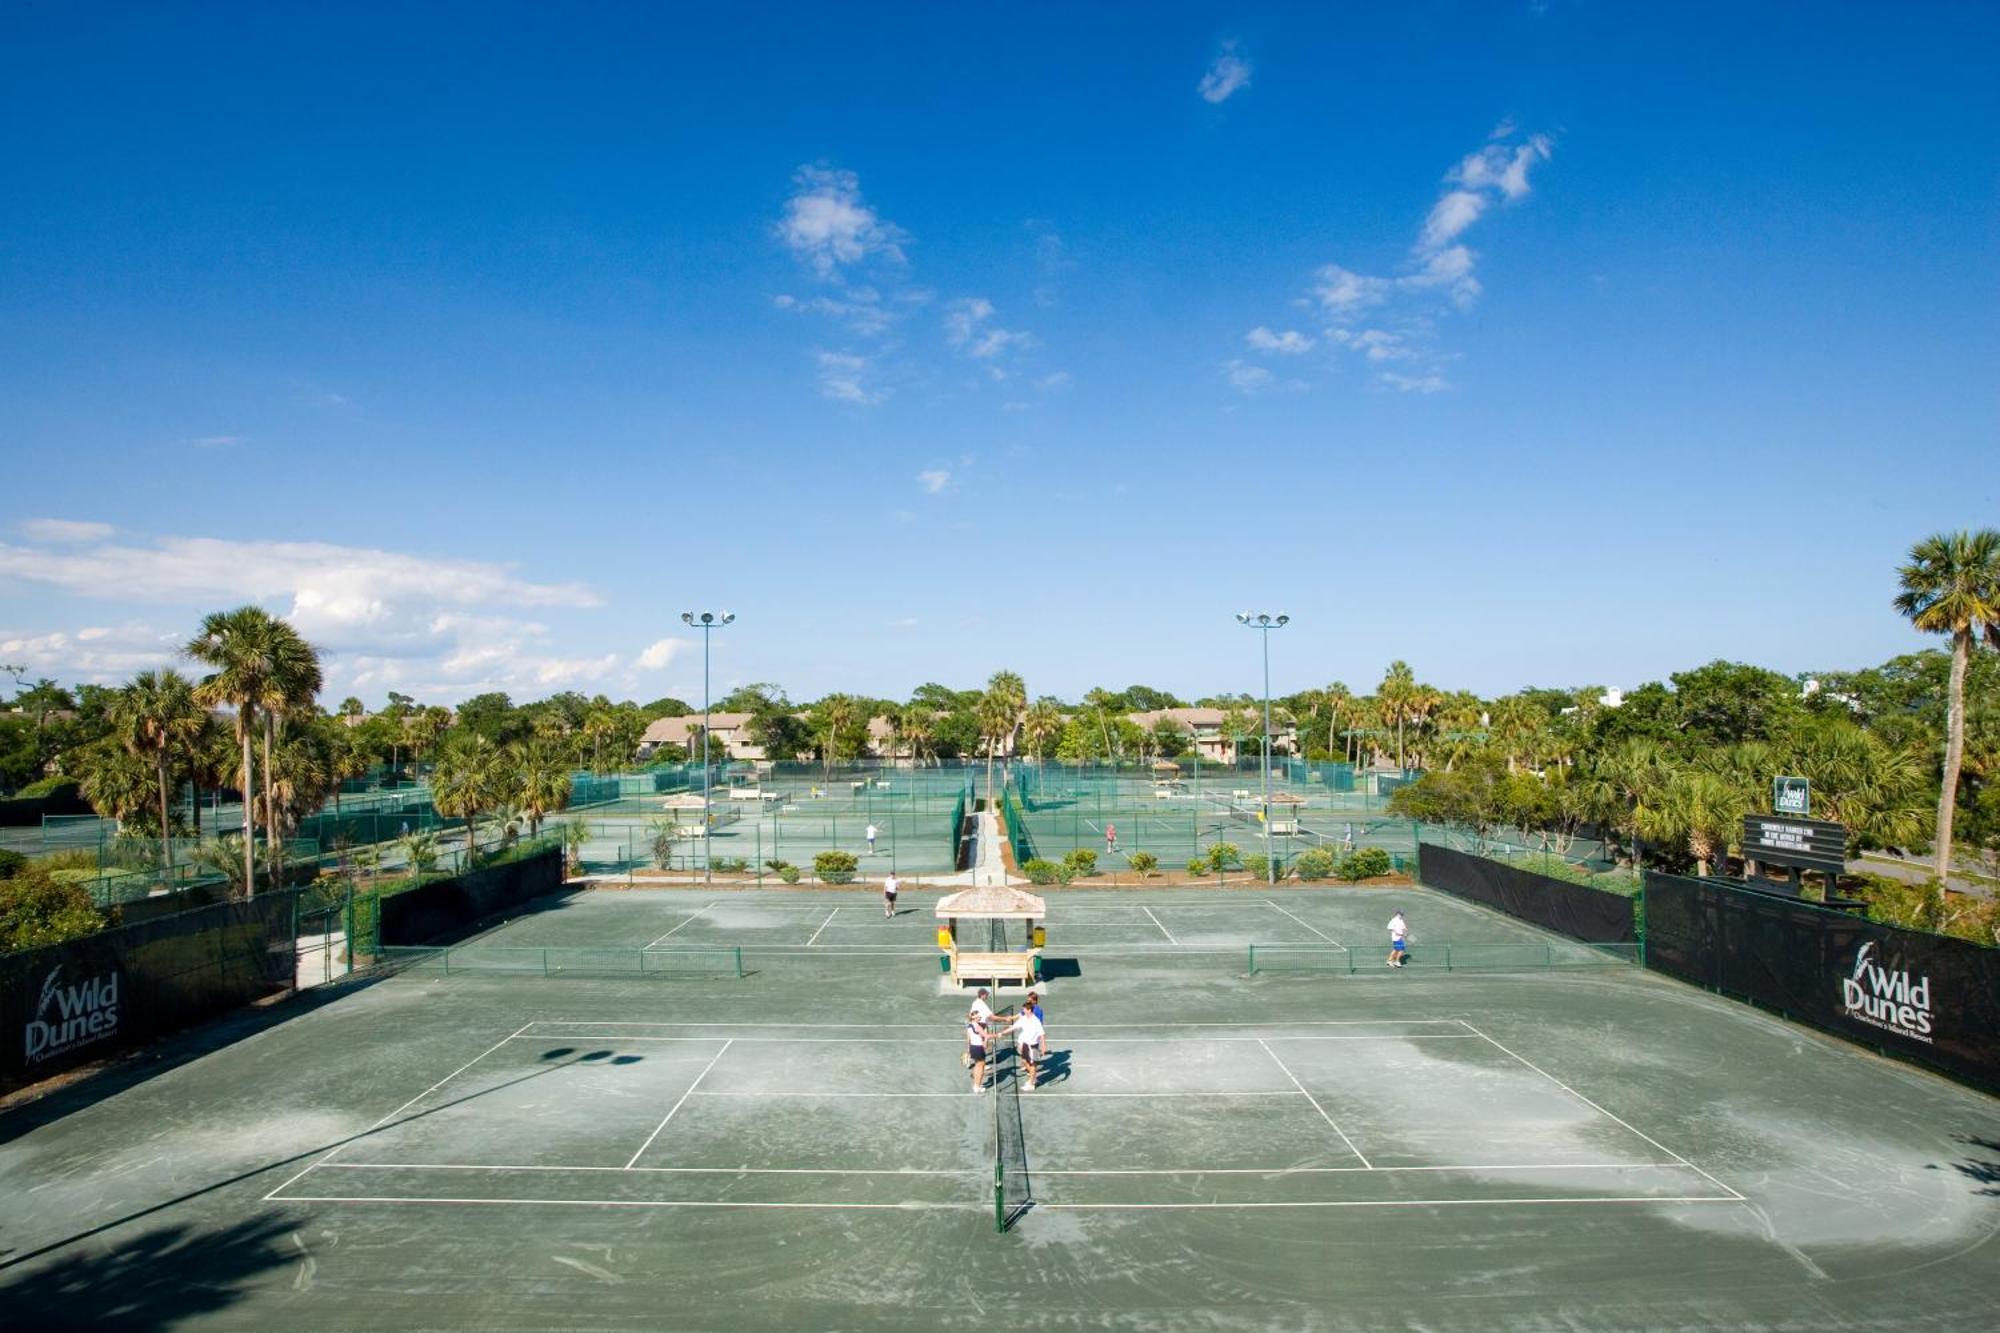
xmin=935 ymin=884 xmax=1047 ymax=990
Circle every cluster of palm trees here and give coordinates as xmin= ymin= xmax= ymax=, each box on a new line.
xmin=426 ymin=732 xmax=574 ymax=863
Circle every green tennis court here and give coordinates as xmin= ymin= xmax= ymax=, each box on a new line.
xmin=2 ymin=885 xmax=1995 ymax=1330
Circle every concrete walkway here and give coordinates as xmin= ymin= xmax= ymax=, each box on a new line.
xmin=926 ymin=807 xmax=1017 ymax=888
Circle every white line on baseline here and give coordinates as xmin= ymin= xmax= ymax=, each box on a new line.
xmin=687 ymin=1090 xmax=1306 ymax=1099
xmin=624 ymin=1039 xmax=734 ymax=1169
xmin=266 ymin=1195 xmax=983 ymax=1212
xmin=502 ymin=1034 xmax=1481 ymax=1046
xmin=1033 ymin=1196 xmax=1740 ymax=1211
xmin=262 ymin=1023 xmax=532 ymax=1202
xmin=522 ymin=1019 xmax=1470 ymax=1031
xmin=1457 ymin=1021 xmax=1746 ymax=1202
xmin=645 ymin=901 xmax=718 ymax=948
xmin=1263 ymin=899 xmax=1343 ymax=947
xmin=1030 ymin=1162 xmax=1696 ymax=1175
xmin=805 ymin=908 xmax=840 ymax=946
xmin=1256 ymin=1038 xmax=1371 ymax=1169
xmin=1140 ymin=906 xmax=1179 ymax=944
xmin=317 ymin=1162 xmax=979 ymax=1176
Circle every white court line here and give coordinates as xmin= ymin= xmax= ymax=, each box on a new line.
xmin=1458 ymin=1021 xmax=1746 ymax=1202
xmin=524 ymin=1019 xmax=1470 ymax=1031
xmin=1256 ymin=1038 xmax=1371 ymax=1169
xmin=1140 ymin=906 xmax=1179 ymax=944
xmin=687 ymin=1090 xmax=1305 ymax=1099
xmin=624 ymin=1039 xmax=734 ymax=1169
xmin=804 ymin=908 xmax=840 ymax=946
xmin=1032 ymin=1162 xmax=1697 ymax=1175
xmin=266 ymin=1194 xmax=982 ymax=1212
xmin=262 ymin=1023 xmax=531 ymax=1202
xmin=645 ymin=900 xmax=718 ymax=948
xmin=318 ymin=1162 xmax=978 ymax=1176
xmin=1264 ymin=899 xmax=1343 ymax=947
xmin=1034 ymin=1195 xmax=1740 ymax=1212
xmin=503 ymin=1034 xmax=1480 ymax=1046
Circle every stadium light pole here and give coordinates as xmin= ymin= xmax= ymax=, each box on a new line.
xmin=680 ymin=610 xmax=735 ymax=886
xmin=1236 ymin=612 xmax=1289 ymax=887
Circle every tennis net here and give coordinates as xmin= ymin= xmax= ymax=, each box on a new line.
xmin=378 ymin=945 xmax=745 ymax=978
xmin=992 ymin=1004 xmax=1032 ymax=1232
xmin=1246 ymin=941 xmax=1640 ymax=974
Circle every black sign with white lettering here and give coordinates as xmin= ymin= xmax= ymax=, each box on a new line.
xmin=1742 ymin=815 xmax=1847 ymax=875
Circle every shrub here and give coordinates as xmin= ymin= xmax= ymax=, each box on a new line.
xmin=0 ymin=848 xmax=27 ymax=879
xmin=766 ymin=859 xmax=802 ymax=884
xmin=15 ymin=776 xmax=78 ymax=799
xmin=1127 ymin=851 xmax=1159 ymax=878
xmin=814 ymin=850 xmax=859 ymax=884
xmin=1337 ymin=847 xmax=1393 ymax=881
xmin=1207 ymin=842 xmax=1242 ymax=872
xmin=1022 ymin=857 xmax=1062 ymax=885
xmin=34 ymin=848 xmax=99 ymax=874
xmin=0 ymin=864 xmax=107 ymax=952
xmin=1293 ymin=847 xmax=1336 ymax=882
xmin=1242 ymin=853 xmax=1272 ymax=882
xmin=1062 ymin=849 xmax=1098 ymax=877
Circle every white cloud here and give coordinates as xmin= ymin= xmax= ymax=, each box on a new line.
xmin=1451 ymin=134 xmax=1552 ymax=201
xmin=917 ymin=469 xmax=951 ymax=495
xmin=889 ymin=617 xmax=918 ymax=630
xmin=1246 ymin=326 xmax=1314 ymax=355
xmin=0 ymin=623 xmax=181 ymax=682
xmin=945 ymin=297 xmax=1034 ymax=360
xmin=814 ymin=351 xmax=885 ymax=405
xmin=1380 ymin=370 xmax=1449 ymax=394
xmin=1418 ymin=190 xmax=1488 ymax=252
xmin=777 ymin=166 xmax=907 ymax=279
xmin=1311 ymin=265 xmax=1391 ymax=316
xmin=1036 ymin=371 xmax=1072 ymax=391
xmin=18 ymin=518 xmax=114 ymax=544
xmin=638 ymin=638 xmax=689 ymax=671
xmin=1198 ymin=42 xmax=1252 ymax=103
xmin=1400 ymin=244 xmax=1481 ymax=309
xmin=1327 ymin=328 xmax=1411 ymax=362
xmin=190 ymin=435 xmax=242 ymax=449
xmin=774 ymin=289 xmax=894 ymax=337
xmin=1222 ymin=359 xmax=1275 ymax=393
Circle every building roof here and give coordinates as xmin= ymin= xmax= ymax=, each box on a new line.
xmin=641 ymin=712 xmax=753 ymax=745
xmin=1127 ymin=707 xmax=1227 ymax=729
xmin=934 ymin=884 xmax=1048 ymax=921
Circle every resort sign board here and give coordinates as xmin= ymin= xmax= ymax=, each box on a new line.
xmin=1742 ymin=815 xmax=1847 ymax=877
xmin=1772 ymin=776 xmax=1811 ymax=817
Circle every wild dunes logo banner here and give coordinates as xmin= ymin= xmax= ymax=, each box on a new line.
xmin=25 ymin=964 xmax=121 ymax=1065
xmin=1840 ymin=941 xmax=1933 ymax=1044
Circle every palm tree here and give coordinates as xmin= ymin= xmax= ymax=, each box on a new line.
xmin=1021 ymin=699 xmax=1064 ymax=765
xmin=110 ymin=669 xmax=207 ymax=884
xmin=431 ymin=732 xmax=506 ymax=862
xmin=1379 ymin=661 xmax=1416 ymax=770
xmin=1894 ymin=529 xmax=2000 ymax=883
xmin=76 ymin=737 xmax=156 ymax=828
xmin=1320 ymin=682 xmax=1350 ymax=760
xmin=900 ymin=704 xmax=936 ymax=767
xmin=187 ymin=606 xmax=283 ymax=895
xmin=978 ymin=671 xmax=1025 ymax=805
xmin=511 ymin=738 xmax=573 ymax=837
xmin=255 ymin=621 xmax=322 ymax=887
xmin=326 ymin=725 xmax=369 ymax=813
xmin=1637 ymin=769 xmax=1746 ymax=877
xmin=1586 ymin=737 xmax=1666 ymax=870
xmin=582 ymin=708 xmax=617 ymax=774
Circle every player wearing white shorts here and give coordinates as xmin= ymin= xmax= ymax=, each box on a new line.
xmin=999 ymin=1007 xmax=1046 ymax=1091
xmin=882 ymin=871 xmax=899 ymax=918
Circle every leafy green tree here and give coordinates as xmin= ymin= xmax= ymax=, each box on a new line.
xmin=1149 ymin=716 xmax=1190 ymax=759
xmin=431 ymin=732 xmax=507 ymax=861
xmin=510 ymin=738 xmax=573 ymax=837
xmin=109 ymin=668 xmax=206 ymax=882
xmin=1895 ymin=529 xmax=2000 ymax=882
xmin=187 ymin=606 xmax=285 ymax=896
xmin=808 ymin=694 xmax=869 ymax=773
xmin=0 ymin=864 xmax=107 ymax=952
xmin=978 ymin=671 xmax=1026 ymax=802
xmin=1020 ymin=699 xmax=1065 ymax=762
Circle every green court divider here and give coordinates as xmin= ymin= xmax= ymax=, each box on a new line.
xmin=379 ymin=944 xmax=743 ymax=978
xmin=1246 ymin=941 xmax=1637 ymax=974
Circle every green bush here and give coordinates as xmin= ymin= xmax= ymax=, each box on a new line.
xmin=1293 ymin=847 xmax=1336 ymax=881
xmin=1022 ymin=858 xmax=1062 ymax=885
xmin=1127 ymin=851 xmax=1159 ymax=878
xmin=15 ymin=776 xmax=78 ymax=799
xmin=1187 ymin=857 xmax=1210 ymax=876
xmin=34 ymin=848 xmax=99 ymax=874
xmin=1336 ymin=847 xmax=1393 ymax=881
xmin=1062 ymin=848 xmax=1098 ymax=877
xmin=0 ymin=864 xmax=107 ymax=952
xmin=766 ymin=859 xmax=802 ymax=884
xmin=1243 ymin=853 xmax=1272 ymax=882
xmin=714 ymin=858 xmax=748 ymax=874
xmin=1207 ymin=842 xmax=1242 ymax=872
xmin=0 ymin=848 xmax=27 ymax=879
xmin=814 ymin=850 xmax=859 ymax=884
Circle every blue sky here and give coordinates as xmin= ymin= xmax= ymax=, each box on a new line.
xmin=2 ymin=3 xmax=1994 ymax=708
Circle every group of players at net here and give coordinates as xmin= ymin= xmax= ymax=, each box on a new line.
xmin=963 ymin=988 xmax=1046 ymax=1094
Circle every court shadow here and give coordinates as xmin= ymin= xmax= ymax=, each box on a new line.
xmin=1038 ymin=1049 xmax=1074 ymax=1085
xmin=1038 ymin=957 xmax=1082 ymax=980
xmin=0 ymin=1214 xmax=298 ymax=1330
xmin=1951 ymin=1135 xmax=2000 ymax=1196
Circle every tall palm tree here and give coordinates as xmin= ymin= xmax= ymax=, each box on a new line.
xmin=110 ymin=669 xmax=207 ymax=884
xmin=1021 ymin=698 xmax=1065 ymax=765
xmin=254 ymin=621 xmax=322 ymax=887
xmin=431 ymin=732 xmax=506 ymax=861
xmin=1320 ymin=682 xmax=1350 ymax=760
xmin=1894 ymin=529 xmax=2000 ymax=883
xmin=582 ymin=708 xmax=617 ymax=774
xmin=187 ymin=606 xmax=283 ymax=895
xmin=900 ymin=704 xmax=936 ymax=767
xmin=978 ymin=672 xmax=1025 ymax=805
xmin=511 ymin=738 xmax=573 ymax=837
xmin=1587 ymin=737 xmax=1666 ymax=870
xmin=1379 ymin=661 xmax=1416 ymax=770
xmin=76 ymin=737 xmax=156 ymax=828
xmin=1637 ymin=769 xmax=1746 ymax=877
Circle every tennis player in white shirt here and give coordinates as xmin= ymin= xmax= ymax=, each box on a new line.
xmin=998 ymin=1005 xmax=1047 ymax=1091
